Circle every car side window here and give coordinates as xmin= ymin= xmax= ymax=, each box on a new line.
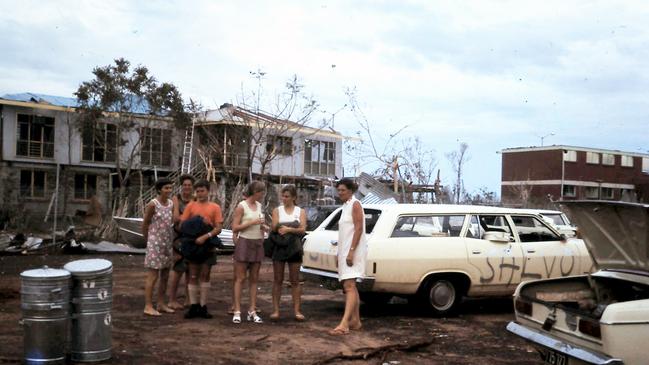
xmin=324 ymin=210 xmax=342 ymax=231
xmin=391 ymin=215 xmax=465 ymax=238
xmin=469 ymin=214 xmax=513 ymax=239
xmin=510 ymin=215 xmax=561 ymax=242
xmin=466 ymin=215 xmax=481 ymax=238
xmin=325 ymin=208 xmax=382 ymax=234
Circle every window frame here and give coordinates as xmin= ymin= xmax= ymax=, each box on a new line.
xmin=390 ymin=214 xmax=467 ymax=238
xmin=601 ymin=153 xmax=615 ymax=166
xmin=140 ymin=127 xmax=173 ymax=167
xmin=19 ymin=169 xmax=50 ymax=199
xmin=81 ymin=122 xmax=118 ymax=163
xmin=74 ymin=173 xmax=98 ymax=200
xmin=324 ymin=208 xmax=382 ymax=234
xmin=586 ymin=152 xmax=600 ymax=164
xmin=16 ymin=113 xmax=55 ymax=159
xmin=563 ymin=150 xmax=577 ymax=162
xmin=510 ymin=214 xmax=562 ymax=243
xmin=585 ymin=186 xmax=599 ymax=199
xmin=266 ymin=135 xmax=293 ymax=156
xmin=621 ymin=155 xmax=634 ymax=167
xmin=601 ymin=187 xmax=614 ymax=199
xmin=563 ymin=185 xmax=576 ymax=197
xmin=304 ymin=139 xmax=336 ymax=176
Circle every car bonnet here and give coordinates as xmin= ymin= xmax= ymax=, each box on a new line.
xmin=560 ymin=200 xmax=649 ymax=272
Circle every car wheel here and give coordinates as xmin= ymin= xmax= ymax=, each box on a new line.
xmin=422 ymin=278 xmax=459 ymax=315
xmin=359 ymin=292 xmax=392 ymax=306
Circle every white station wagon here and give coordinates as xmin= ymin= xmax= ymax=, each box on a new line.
xmin=507 ymin=201 xmax=649 ymax=365
xmin=301 ymin=204 xmax=594 ymax=315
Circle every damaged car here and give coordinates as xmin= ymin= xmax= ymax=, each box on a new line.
xmin=507 ymin=201 xmax=649 ymax=365
xmin=301 ymin=204 xmax=594 ymax=315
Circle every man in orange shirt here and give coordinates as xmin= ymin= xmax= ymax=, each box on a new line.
xmin=179 ymin=180 xmax=223 ymax=319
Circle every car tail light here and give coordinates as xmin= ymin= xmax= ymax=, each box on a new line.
xmin=578 ymin=318 xmax=601 ymax=338
xmin=515 ymin=298 xmax=533 ymax=316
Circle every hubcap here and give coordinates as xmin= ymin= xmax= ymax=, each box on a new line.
xmin=429 ymin=281 xmax=455 ymax=311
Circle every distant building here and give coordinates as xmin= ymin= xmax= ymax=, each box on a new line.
xmin=0 ymin=92 xmax=182 ymax=227
xmin=500 ymin=145 xmax=649 ymax=206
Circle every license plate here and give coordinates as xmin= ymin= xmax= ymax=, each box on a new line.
xmin=543 ymin=349 xmax=568 ymax=365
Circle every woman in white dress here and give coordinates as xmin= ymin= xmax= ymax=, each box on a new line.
xmin=329 ymin=178 xmax=367 ymax=335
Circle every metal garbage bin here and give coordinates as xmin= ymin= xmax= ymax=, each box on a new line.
xmin=21 ymin=266 xmax=71 ymax=365
xmin=64 ymin=259 xmax=113 ymax=362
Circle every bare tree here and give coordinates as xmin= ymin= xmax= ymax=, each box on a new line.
xmin=248 ymin=72 xmax=340 ymax=178
xmin=345 ymin=88 xmax=438 ymax=202
xmin=446 ymin=142 xmax=470 ymax=204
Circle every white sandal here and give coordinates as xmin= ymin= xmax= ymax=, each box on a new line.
xmin=232 ymin=311 xmax=241 ymax=324
xmin=247 ymin=310 xmax=263 ymax=323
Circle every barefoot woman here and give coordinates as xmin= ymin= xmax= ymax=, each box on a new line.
xmin=329 ymin=178 xmax=366 ymax=335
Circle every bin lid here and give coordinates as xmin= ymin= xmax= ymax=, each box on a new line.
xmin=21 ymin=266 xmax=70 ymax=279
xmin=64 ymin=259 xmax=113 ymax=276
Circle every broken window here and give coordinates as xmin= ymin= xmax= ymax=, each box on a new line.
xmin=19 ymin=169 xmax=50 ymax=198
xmin=141 ymin=127 xmax=172 ymax=167
xmin=74 ymin=174 xmax=98 ymax=200
xmin=304 ymin=139 xmax=336 ymax=176
xmin=16 ymin=114 xmax=55 ymax=158
xmin=266 ymin=135 xmax=292 ymax=156
xmin=82 ymin=123 xmax=118 ymax=162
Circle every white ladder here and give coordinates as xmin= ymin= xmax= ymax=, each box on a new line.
xmin=180 ymin=117 xmax=196 ymax=174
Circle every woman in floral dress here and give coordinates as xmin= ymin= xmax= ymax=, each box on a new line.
xmin=142 ymin=178 xmax=175 ymax=316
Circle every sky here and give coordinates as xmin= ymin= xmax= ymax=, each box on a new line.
xmin=2 ymin=0 xmax=649 ymax=196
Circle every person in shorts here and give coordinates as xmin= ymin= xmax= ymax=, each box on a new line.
xmin=269 ymin=184 xmax=307 ymax=321
xmin=231 ymin=181 xmax=268 ymax=324
xmin=179 ymin=180 xmax=223 ymax=319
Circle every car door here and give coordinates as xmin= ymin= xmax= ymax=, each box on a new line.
xmin=302 ymin=208 xmax=383 ymax=274
xmin=371 ymin=214 xmax=468 ymax=294
xmin=509 ymin=214 xmax=582 ymax=281
xmin=302 ymin=209 xmax=342 ymax=273
xmin=465 ymin=214 xmax=524 ymax=295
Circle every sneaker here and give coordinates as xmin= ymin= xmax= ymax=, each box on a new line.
xmin=184 ymin=304 xmax=200 ymax=319
xmin=199 ymin=305 xmax=213 ymax=319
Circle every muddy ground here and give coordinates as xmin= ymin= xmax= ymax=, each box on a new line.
xmin=0 ymin=253 xmax=543 ymax=364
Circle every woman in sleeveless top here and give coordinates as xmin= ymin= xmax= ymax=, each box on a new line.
xmin=269 ymin=184 xmax=307 ymax=321
xmin=329 ymin=178 xmax=367 ymax=335
xmin=167 ymin=174 xmax=195 ymax=310
xmin=231 ymin=181 xmax=268 ymax=324
xmin=142 ymin=178 xmax=175 ymax=316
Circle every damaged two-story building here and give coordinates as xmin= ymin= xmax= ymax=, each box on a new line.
xmin=191 ymin=103 xmax=345 ymax=207
xmin=0 ymin=93 xmax=346 ymax=230
xmin=0 ymin=92 xmax=183 ymax=229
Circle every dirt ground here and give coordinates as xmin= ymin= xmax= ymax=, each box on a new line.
xmin=0 ymin=253 xmax=543 ymax=365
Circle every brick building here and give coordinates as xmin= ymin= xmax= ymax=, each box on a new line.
xmin=500 ymin=146 xmax=649 ymax=207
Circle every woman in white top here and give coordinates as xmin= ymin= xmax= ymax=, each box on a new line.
xmin=329 ymin=178 xmax=367 ymax=336
xmin=269 ymin=184 xmax=307 ymax=321
xmin=231 ymin=181 xmax=268 ymax=324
